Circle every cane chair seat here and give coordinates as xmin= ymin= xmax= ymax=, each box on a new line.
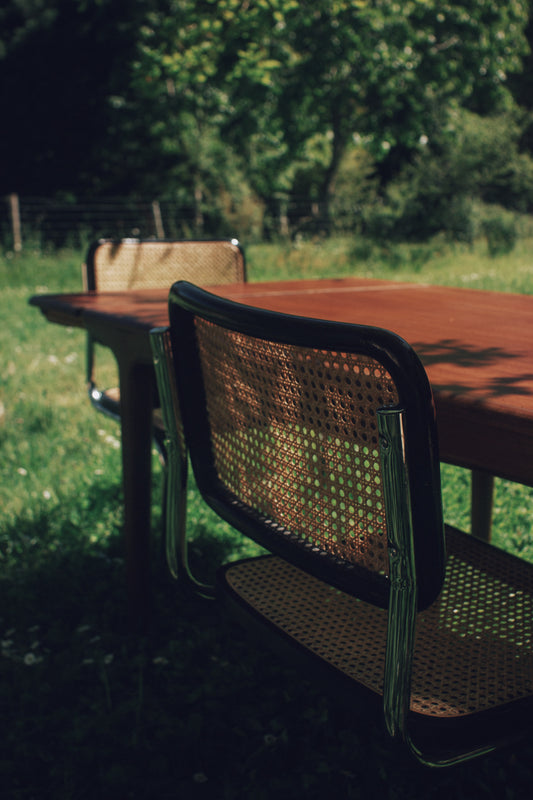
xmin=83 ymin=238 xmax=246 ymax=453
xmin=220 ymin=527 xmax=533 ymax=758
xmin=152 ymin=281 xmax=533 ymax=767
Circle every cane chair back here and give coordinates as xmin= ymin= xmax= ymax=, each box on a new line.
xmin=154 ymin=281 xmax=533 ymax=767
xmin=83 ymin=238 xmax=246 ymax=442
xmin=84 ymin=238 xmax=246 ymax=293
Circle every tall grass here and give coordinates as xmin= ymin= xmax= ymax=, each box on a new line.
xmin=1 ymin=238 xmax=533 ymax=799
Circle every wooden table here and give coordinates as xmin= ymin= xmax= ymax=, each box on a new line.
xmin=30 ymin=277 xmax=533 ymax=624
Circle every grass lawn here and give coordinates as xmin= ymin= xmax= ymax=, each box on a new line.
xmin=1 ymin=236 xmax=533 ymax=799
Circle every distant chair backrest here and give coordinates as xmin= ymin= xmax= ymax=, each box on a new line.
xmin=84 ymin=237 xmax=246 ymax=292
xmin=82 ymin=238 xmax=246 ymax=419
xmin=165 ymin=281 xmax=445 ymax=611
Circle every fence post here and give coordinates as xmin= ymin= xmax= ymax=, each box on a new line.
xmin=194 ymin=185 xmax=204 ymax=234
xmin=278 ymin=194 xmax=289 ymax=239
xmin=152 ymin=200 xmax=165 ymax=239
xmin=9 ymin=194 xmax=22 ymax=252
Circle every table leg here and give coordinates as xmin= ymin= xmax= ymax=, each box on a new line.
xmin=471 ymin=469 xmax=494 ymax=542
xmin=118 ymin=357 xmax=156 ymax=629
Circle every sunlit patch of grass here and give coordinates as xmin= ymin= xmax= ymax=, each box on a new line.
xmin=440 ymin=463 xmax=533 ymax=563
xmin=247 ymin=235 xmax=533 ymax=294
xmin=492 ymin=479 xmax=533 ymax=563
xmin=440 ymin=463 xmax=471 ymax=533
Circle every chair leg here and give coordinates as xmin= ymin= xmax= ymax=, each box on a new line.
xmin=471 ymin=470 xmax=494 ymax=542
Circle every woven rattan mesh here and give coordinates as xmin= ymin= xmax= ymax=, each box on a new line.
xmin=93 ymin=240 xmax=244 ymax=291
xmin=223 ymin=527 xmax=533 ymax=718
xmin=195 ymin=318 xmax=399 ymax=577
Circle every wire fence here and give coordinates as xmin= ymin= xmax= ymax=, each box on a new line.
xmin=2 ymin=195 xmax=200 ymax=250
xmin=2 ymin=194 xmax=343 ymax=251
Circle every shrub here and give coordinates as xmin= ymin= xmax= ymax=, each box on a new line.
xmin=329 ymin=146 xmax=379 ymax=234
xmin=361 ymin=108 xmax=533 ymax=245
xmin=480 ymin=209 xmax=518 ymax=256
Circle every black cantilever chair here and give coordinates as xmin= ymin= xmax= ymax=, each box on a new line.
xmin=150 ymin=281 xmax=533 ymax=767
xmin=83 ymin=238 xmax=246 ymax=459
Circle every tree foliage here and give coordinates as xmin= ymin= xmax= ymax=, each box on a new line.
xmin=134 ymin=0 xmax=530 ymax=204
xmin=1 ymin=0 xmax=531 ymax=234
xmin=362 ymin=107 xmax=533 ymax=243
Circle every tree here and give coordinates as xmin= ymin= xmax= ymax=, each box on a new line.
xmin=508 ymin=1 xmax=533 ymax=153
xmin=1 ymin=0 xmax=530 ymax=218
xmin=361 ymin=106 xmax=533 ymax=243
xmin=134 ymin=0 xmax=531 ymax=225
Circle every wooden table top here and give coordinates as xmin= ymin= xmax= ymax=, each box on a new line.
xmin=30 ymin=277 xmax=533 ymax=485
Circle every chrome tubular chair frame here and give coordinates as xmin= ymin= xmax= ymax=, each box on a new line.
xmin=378 ymin=407 xmax=418 ymax=743
xmin=151 ymin=326 xmax=214 ymax=598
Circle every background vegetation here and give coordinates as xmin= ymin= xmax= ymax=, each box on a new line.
xmin=1 ymin=1 xmax=533 ymax=247
xmin=2 ymin=240 xmax=533 ymax=798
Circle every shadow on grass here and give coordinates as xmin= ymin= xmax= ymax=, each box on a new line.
xmin=2 ymin=496 xmax=533 ymax=799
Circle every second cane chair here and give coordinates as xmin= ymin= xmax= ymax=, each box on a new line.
xmin=83 ymin=237 xmax=246 ymax=458
xmin=151 ymin=281 xmax=533 ymax=767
